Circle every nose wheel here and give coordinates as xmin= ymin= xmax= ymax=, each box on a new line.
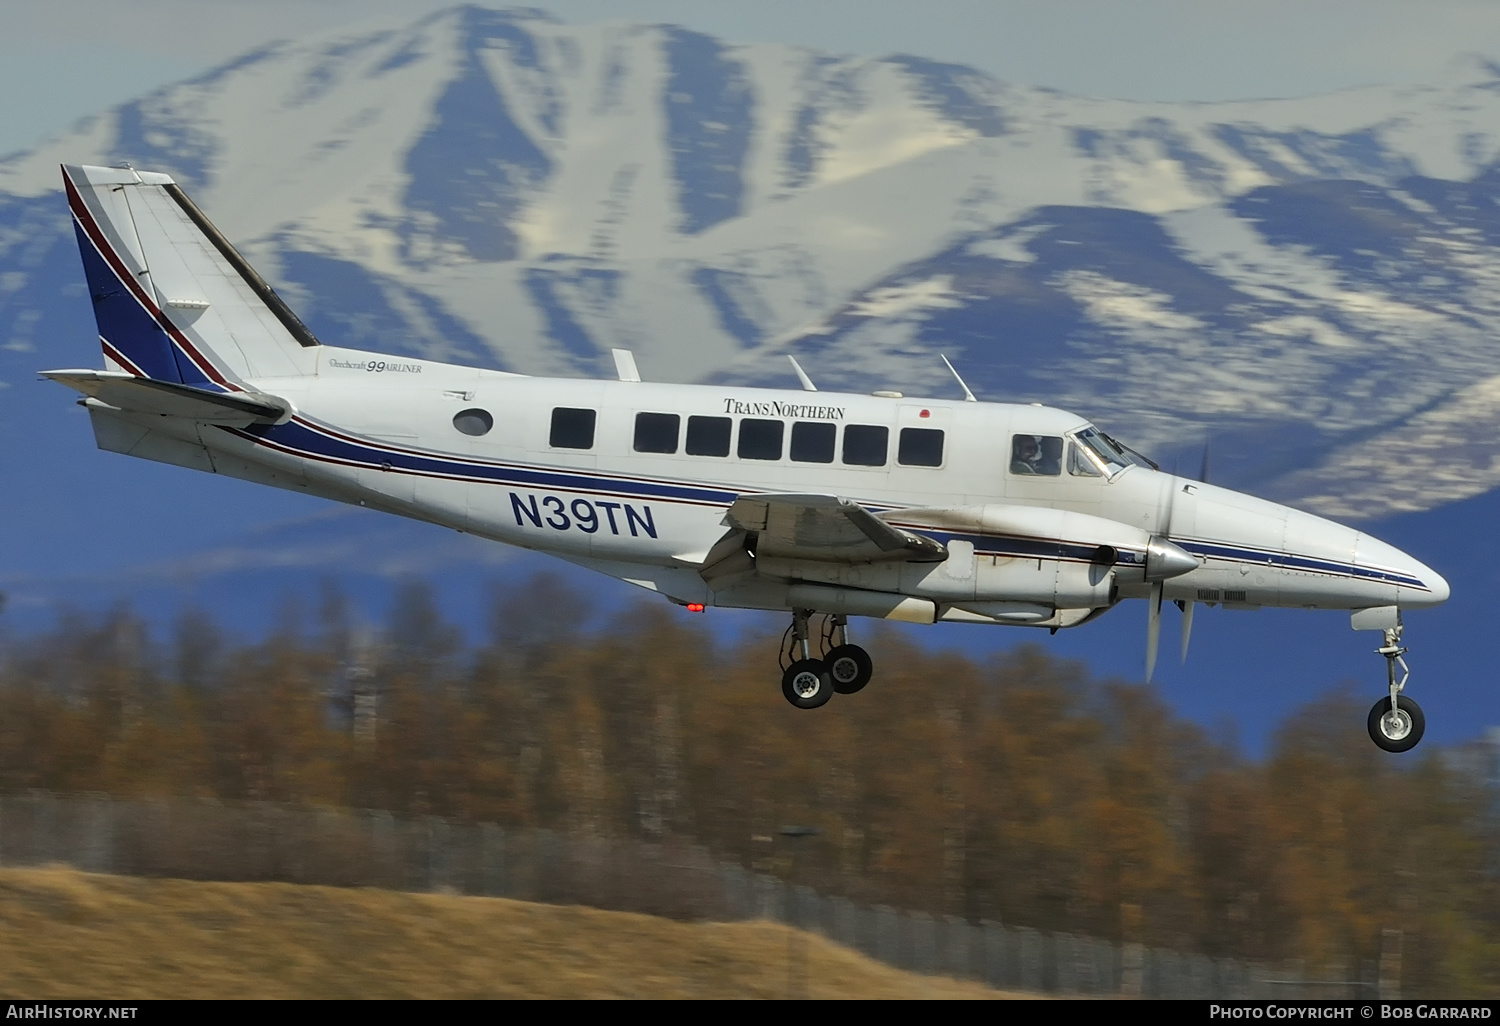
xmin=1367 ymin=625 xmax=1425 ymax=753
xmin=779 ymin=611 xmax=874 ymax=708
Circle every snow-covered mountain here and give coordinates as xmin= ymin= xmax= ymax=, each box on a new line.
xmin=6 ymin=4 xmax=1500 ymax=518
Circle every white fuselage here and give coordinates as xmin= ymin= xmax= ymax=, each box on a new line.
xmin=93 ymin=344 xmax=1447 ymax=626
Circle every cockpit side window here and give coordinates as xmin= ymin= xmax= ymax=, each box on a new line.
xmin=1068 ymin=442 xmax=1102 ymax=477
xmin=1010 ymin=434 xmax=1062 ymax=476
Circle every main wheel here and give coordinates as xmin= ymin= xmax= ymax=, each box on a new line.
xmin=825 ymin=644 xmax=873 ymax=695
xmin=1368 ymin=694 xmax=1425 ymax=753
xmin=781 ymin=659 xmax=833 ymax=709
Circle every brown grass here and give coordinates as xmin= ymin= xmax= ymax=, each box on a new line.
xmin=0 ymin=867 xmax=1028 ymax=998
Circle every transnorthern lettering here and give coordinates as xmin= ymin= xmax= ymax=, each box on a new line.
xmin=720 ymin=399 xmax=845 ymax=420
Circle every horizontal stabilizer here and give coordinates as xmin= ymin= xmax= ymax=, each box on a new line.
xmin=42 ymin=369 xmax=288 ymax=423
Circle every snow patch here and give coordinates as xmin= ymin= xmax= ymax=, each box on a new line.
xmin=966 ymin=226 xmax=1043 ymax=263
xmin=847 ymin=275 xmax=962 ymax=318
xmin=1055 ymin=270 xmax=1204 ymax=332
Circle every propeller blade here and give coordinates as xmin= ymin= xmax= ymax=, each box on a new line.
xmin=1198 ymin=442 xmax=1210 ymax=484
xmin=1180 ymin=598 xmax=1195 ymax=663
xmin=1163 ymin=470 xmax=1177 ymax=538
xmin=1146 ymin=582 xmax=1162 ymax=681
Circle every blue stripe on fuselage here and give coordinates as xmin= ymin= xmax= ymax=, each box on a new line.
xmin=236 ymin=419 xmax=742 ymax=506
xmin=1177 ymin=539 xmax=1423 ymax=589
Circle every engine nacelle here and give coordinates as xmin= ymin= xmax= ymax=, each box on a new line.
xmin=882 ymin=503 xmax=1158 ymax=607
xmin=745 ymin=503 xmax=1172 ymax=618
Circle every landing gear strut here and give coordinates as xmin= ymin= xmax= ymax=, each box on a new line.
xmin=781 ymin=608 xmax=833 ymax=709
xmin=1367 ymin=624 xmax=1425 ymax=753
xmin=779 ymin=611 xmax=874 ymax=709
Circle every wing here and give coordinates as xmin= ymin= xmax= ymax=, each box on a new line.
xmin=724 ymin=493 xmax=947 ymax=563
xmin=41 ymin=369 xmax=288 ymax=423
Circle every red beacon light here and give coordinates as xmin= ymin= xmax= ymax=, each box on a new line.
xmin=919 ymin=409 xmax=930 ymax=418
xmin=686 ymin=603 xmax=706 ymax=613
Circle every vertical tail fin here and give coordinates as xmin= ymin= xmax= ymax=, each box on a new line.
xmin=62 ymin=164 xmax=319 ymax=389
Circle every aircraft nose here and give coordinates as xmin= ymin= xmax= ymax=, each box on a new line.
xmin=1411 ymin=561 xmax=1450 ymax=607
xmin=1357 ymin=532 xmax=1449 ymax=608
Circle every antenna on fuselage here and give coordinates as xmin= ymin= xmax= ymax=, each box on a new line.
xmin=611 ymin=348 xmax=641 ymax=382
xmin=787 ymin=355 xmax=817 ymax=392
xmin=940 ymin=354 xmax=977 ymax=402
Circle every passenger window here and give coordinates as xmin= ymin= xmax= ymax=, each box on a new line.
xmin=790 ymin=421 xmax=835 ymax=463
xmin=686 ymin=415 xmax=731 ymax=456
xmin=550 ymin=407 xmax=596 ymax=449
xmin=1068 ymin=442 xmax=1102 ymax=477
xmin=452 ymin=409 xmax=493 ymax=437
xmin=738 ymin=418 xmax=784 ymax=460
xmin=842 ymin=424 xmax=888 ymax=467
xmin=898 ymin=427 xmax=944 ymax=467
xmin=633 ymin=412 xmax=680 ymax=454
xmin=1010 ymin=434 xmax=1062 ymax=475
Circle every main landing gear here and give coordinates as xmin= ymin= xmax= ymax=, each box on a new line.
xmin=1367 ymin=624 xmax=1426 ymax=753
xmin=779 ymin=609 xmax=874 ymax=709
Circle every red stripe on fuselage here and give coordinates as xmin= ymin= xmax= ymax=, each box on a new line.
xmin=63 ymin=170 xmax=238 ymax=391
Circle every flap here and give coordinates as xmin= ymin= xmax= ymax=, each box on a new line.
xmin=724 ymin=493 xmax=946 ymax=564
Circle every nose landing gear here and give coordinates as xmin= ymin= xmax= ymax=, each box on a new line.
xmin=779 ymin=611 xmax=874 ymax=708
xmin=1367 ymin=624 xmax=1425 ymax=753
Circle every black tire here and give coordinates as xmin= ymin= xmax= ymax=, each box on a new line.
xmin=781 ymin=659 xmax=833 ymax=709
xmin=825 ymin=644 xmax=873 ymax=695
xmin=1367 ymin=694 xmax=1425 ymax=753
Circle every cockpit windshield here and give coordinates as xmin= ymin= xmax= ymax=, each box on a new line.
xmin=1073 ymin=426 xmax=1155 ymax=477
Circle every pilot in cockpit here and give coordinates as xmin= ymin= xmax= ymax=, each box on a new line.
xmin=1011 ymin=434 xmax=1061 ymax=475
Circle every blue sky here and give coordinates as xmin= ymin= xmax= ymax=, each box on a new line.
xmin=5 ymin=1 xmax=1500 ymax=157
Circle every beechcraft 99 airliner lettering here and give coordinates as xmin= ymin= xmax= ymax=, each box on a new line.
xmin=43 ymin=164 xmax=1449 ymax=752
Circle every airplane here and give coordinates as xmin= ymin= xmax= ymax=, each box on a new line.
xmin=42 ymin=164 xmax=1449 ymax=752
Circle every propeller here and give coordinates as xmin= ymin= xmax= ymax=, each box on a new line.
xmin=1146 ymin=584 xmax=1163 ymax=681
xmin=1144 ymin=467 xmax=1200 ymax=682
xmin=1177 ymin=598 xmax=1195 ymax=663
xmin=1177 ymin=438 xmax=1209 ymax=665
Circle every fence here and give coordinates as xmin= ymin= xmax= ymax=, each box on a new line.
xmin=0 ymin=792 xmax=1375 ymax=998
